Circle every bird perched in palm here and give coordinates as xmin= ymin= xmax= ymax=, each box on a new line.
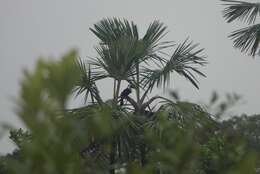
xmin=119 ymin=85 xmax=132 ymax=106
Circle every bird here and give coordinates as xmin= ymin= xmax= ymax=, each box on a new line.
xmin=120 ymin=85 xmax=132 ymax=106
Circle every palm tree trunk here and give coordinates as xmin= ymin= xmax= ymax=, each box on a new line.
xmin=113 ymin=79 xmax=116 ymax=99
xmin=114 ymin=80 xmax=121 ymax=105
xmin=118 ymin=137 xmax=121 ymax=159
xmin=90 ymin=94 xmax=94 ymax=103
xmin=109 ymin=139 xmax=116 ymax=174
xmin=136 ymin=64 xmax=140 ymax=106
xmin=140 ymin=143 xmax=146 ymax=167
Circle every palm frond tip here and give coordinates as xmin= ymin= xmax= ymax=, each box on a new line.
xmin=222 ymin=0 xmax=260 ymax=24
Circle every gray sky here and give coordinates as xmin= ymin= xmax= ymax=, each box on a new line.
xmin=1 ymin=0 xmax=260 ymax=154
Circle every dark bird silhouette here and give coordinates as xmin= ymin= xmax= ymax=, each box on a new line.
xmin=80 ymin=142 xmax=99 ymax=158
xmin=120 ymin=86 xmax=132 ymax=106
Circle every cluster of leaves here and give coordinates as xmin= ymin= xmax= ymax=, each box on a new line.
xmin=1 ymin=50 xmax=88 ymax=174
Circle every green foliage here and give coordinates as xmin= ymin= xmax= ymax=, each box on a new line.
xmin=75 ymin=59 xmax=102 ymax=104
xmin=6 ymin=50 xmax=88 ymax=174
xmin=0 ymin=157 xmax=7 ymax=174
xmin=9 ymin=129 xmax=31 ymax=149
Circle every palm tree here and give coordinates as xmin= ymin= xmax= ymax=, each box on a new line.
xmin=222 ymin=0 xmax=260 ymax=56
xmin=73 ymin=18 xmax=207 ymax=173
xmin=77 ymin=18 xmax=206 ymax=113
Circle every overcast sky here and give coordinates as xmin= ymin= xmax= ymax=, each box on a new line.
xmin=1 ymin=0 xmax=260 ymax=154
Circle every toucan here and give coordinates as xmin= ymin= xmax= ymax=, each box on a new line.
xmin=120 ymin=85 xmax=132 ymax=106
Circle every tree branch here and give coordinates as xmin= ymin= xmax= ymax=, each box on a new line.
xmin=141 ymin=96 xmax=168 ymax=111
xmin=124 ymin=96 xmax=139 ymax=111
xmin=140 ymin=86 xmax=152 ymax=104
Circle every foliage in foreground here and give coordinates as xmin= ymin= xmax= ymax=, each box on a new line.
xmin=0 ymin=49 xmax=258 ymax=174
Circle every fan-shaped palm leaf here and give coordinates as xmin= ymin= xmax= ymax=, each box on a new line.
xmin=230 ymin=23 xmax=260 ymax=56
xmin=91 ymin=38 xmax=141 ymax=80
xmin=74 ymin=59 xmax=103 ymax=104
xmin=90 ymin=17 xmax=139 ymax=44
xmin=142 ymin=20 xmax=170 ymax=52
xmin=142 ymin=39 xmax=207 ymax=90
xmin=222 ymin=0 xmax=260 ymax=24
xmin=139 ymin=20 xmax=174 ymax=66
xmin=222 ymin=0 xmax=260 ymax=56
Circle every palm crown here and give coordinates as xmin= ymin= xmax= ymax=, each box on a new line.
xmin=76 ymin=18 xmax=207 ymax=113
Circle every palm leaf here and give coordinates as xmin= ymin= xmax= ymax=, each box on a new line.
xmin=141 ymin=21 xmax=174 ymax=62
xmin=222 ymin=0 xmax=260 ymax=24
xmin=141 ymin=39 xmax=207 ymax=90
xmin=229 ymin=23 xmax=260 ymax=56
xmin=143 ymin=20 xmax=168 ymax=49
xmin=90 ymin=18 xmax=139 ymax=44
xmin=91 ymin=37 xmax=141 ymax=80
xmin=74 ymin=58 xmax=103 ymax=103
xmin=91 ymin=18 xmax=175 ymax=82
xmin=222 ymin=0 xmax=260 ymax=56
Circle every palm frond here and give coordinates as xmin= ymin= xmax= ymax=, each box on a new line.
xmin=143 ymin=20 xmax=168 ymax=49
xmin=91 ymin=18 xmax=175 ymax=82
xmin=229 ymin=23 xmax=260 ymax=56
xmin=141 ymin=39 xmax=207 ymax=90
xmin=90 ymin=17 xmax=139 ymax=44
xmin=74 ymin=58 xmax=103 ymax=104
xmin=222 ymin=0 xmax=260 ymax=24
xmin=91 ymin=38 xmax=142 ymax=80
xmin=157 ymin=101 xmax=216 ymax=129
xmin=141 ymin=21 xmax=174 ymax=62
